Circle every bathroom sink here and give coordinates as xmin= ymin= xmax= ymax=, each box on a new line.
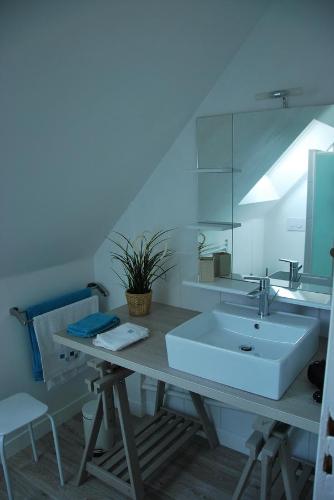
xmin=165 ymin=303 xmax=320 ymax=400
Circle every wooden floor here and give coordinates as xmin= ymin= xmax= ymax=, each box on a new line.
xmin=0 ymin=414 xmax=313 ymax=500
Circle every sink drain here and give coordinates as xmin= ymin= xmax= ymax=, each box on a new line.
xmin=239 ymin=345 xmax=253 ymax=352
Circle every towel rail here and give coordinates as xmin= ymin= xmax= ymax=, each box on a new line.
xmin=10 ymin=282 xmax=109 ymax=326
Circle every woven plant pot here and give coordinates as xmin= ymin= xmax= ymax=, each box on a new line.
xmin=125 ymin=290 xmax=152 ymax=316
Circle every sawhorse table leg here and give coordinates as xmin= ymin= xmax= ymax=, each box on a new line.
xmin=77 ymin=367 xmax=145 ymax=499
xmin=154 ymin=381 xmax=219 ymax=449
xmin=154 ymin=381 xmax=166 ymax=415
xmin=232 ymin=431 xmax=264 ymax=500
xmin=115 ymin=379 xmax=145 ymax=500
xmin=232 ymin=418 xmax=313 ymax=500
xmin=189 ymin=391 xmax=219 ymax=449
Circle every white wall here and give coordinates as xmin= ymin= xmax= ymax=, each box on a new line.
xmin=233 ymin=218 xmax=265 ymax=277
xmin=0 ymin=0 xmax=265 ymax=457
xmin=264 ymin=177 xmax=307 ymax=273
xmin=94 ymin=0 xmax=334 ymax=458
xmin=0 ymin=0 xmax=266 ymax=279
xmin=0 ymin=257 xmax=94 ymax=454
xmin=233 ymin=177 xmax=308 ymax=278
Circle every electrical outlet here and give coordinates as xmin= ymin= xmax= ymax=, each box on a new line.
xmin=287 ymin=218 xmax=306 ymax=232
xmin=327 ymin=415 xmax=334 ymax=437
xmin=323 ymin=454 xmax=333 ymax=474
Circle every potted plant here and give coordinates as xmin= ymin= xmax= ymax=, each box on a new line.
xmin=109 ymin=230 xmax=175 ymax=316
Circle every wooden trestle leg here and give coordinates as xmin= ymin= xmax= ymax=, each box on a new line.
xmin=190 ymin=391 xmax=219 ymax=449
xmin=77 ymin=367 xmax=144 ymax=499
xmin=78 ymin=372 xmax=218 ymax=499
xmin=154 ymin=381 xmax=166 ymax=415
xmin=154 ymin=381 xmax=219 ymax=449
xmin=114 ymin=380 xmax=145 ymax=500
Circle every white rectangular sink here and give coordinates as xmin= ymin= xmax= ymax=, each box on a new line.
xmin=166 ymin=303 xmax=320 ymax=400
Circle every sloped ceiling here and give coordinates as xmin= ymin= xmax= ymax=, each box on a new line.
xmin=0 ymin=0 xmax=267 ymax=277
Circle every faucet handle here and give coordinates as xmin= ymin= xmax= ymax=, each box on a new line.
xmin=279 ymin=258 xmax=302 ymax=281
xmin=279 ymin=258 xmax=301 ymax=268
xmin=243 ymin=275 xmax=270 ymax=290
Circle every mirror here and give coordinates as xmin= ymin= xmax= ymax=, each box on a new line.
xmin=197 ymin=104 xmax=334 ymax=295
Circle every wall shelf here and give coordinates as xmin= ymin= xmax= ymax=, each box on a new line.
xmin=182 ymin=277 xmax=332 ymax=310
xmin=183 ymin=277 xmax=256 ymax=295
xmin=190 ymin=168 xmax=241 ymax=173
xmin=187 ymin=222 xmax=241 ymax=231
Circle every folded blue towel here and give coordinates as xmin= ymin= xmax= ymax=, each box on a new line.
xmin=26 ymin=288 xmax=92 ymax=381
xmin=67 ymin=313 xmax=120 ymax=337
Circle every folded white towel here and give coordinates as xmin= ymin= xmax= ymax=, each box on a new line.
xmin=93 ymin=322 xmax=149 ymax=351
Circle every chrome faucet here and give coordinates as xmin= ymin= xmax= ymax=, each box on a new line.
xmin=244 ymin=276 xmax=272 ymax=318
xmin=279 ymin=258 xmax=302 ymax=282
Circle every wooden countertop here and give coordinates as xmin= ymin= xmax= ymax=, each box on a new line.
xmin=53 ymin=302 xmax=326 ymax=434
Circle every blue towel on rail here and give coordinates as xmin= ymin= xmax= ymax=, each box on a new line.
xmin=26 ymin=288 xmax=92 ymax=381
xmin=67 ymin=313 xmax=120 ymax=337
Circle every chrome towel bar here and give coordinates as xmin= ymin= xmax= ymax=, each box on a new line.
xmin=10 ymin=282 xmax=109 ymax=326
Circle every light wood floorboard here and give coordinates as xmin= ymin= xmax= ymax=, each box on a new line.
xmin=0 ymin=414 xmax=313 ymax=499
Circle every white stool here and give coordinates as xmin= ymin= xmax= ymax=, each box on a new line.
xmin=0 ymin=393 xmax=64 ymax=500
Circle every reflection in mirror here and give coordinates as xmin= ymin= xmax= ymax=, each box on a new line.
xmin=196 ymin=114 xmax=232 ymax=170
xmin=196 ymin=104 xmax=334 ymax=295
xmin=196 ymin=114 xmax=234 ymax=274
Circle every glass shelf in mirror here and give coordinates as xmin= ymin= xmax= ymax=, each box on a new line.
xmin=192 ymin=168 xmax=242 ymax=173
xmin=187 ymin=222 xmax=241 ymax=231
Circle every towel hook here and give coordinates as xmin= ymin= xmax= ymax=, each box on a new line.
xmin=87 ymin=282 xmax=109 ymax=297
xmin=9 ymin=307 xmax=30 ymax=326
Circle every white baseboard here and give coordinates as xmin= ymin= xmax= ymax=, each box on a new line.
xmin=4 ymin=392 xmax=92 ymax=459
xmin=216 ymin=429 xmax=249 ymax=455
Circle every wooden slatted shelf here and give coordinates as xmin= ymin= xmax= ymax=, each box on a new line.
xmin=87 ymin=409 xmax=201 ymax=494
